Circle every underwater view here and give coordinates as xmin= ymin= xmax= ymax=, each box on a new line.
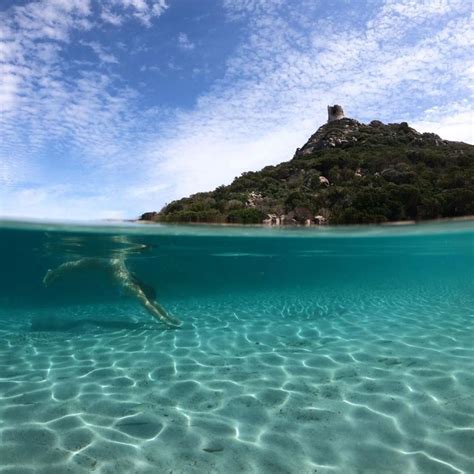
xmin=0 ymin=219 xmax=473 ymax=474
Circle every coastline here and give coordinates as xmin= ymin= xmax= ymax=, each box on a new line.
xmin=134 ymin=214 xmax=474 ymax=227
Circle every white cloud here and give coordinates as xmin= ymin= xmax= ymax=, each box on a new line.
xmin=0 ymin=184 xmax=129 ymax=220
xmin=99 ymin=1 xmax=168 ymax=26
xmin=126 ymin=183 xmax=171 ymax=198
xmin=0 ymin=154 xmax=28 ymax=188
xmin=223 ymin=0 xmax=284 ymax=20
xmin=109 ymin=0 xmax=168 ymax=26
xmin=412 ymin=101 xmax=474 ymax=143
xmin=151 ymin=124 xmax=310 ymax=199
xmin=81 ymin=41 xmax=119 ymax=63
xmin=177 ymin=32 xmax=195 ymax=51
xmin=101 ymin=8 xmax=124 ymax=26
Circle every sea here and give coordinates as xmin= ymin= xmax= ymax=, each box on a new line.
xmin=0 ymin=219 xmax=473 ymax=474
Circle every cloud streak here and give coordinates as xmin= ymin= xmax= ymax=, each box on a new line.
xmin=177 ymin=32 xmax=195 ymax=51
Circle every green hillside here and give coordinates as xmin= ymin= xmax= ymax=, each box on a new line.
xmin=142 ymin=118 xmax=474 ymax=225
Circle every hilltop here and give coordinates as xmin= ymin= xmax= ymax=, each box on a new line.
xmin=141 ymin=106 xmax=474 ymax=225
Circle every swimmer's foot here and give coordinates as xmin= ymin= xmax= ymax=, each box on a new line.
xmin=43 ymin=269 xmax=58 ymax=287
xmin=164 ymin=314 xmax=182 ymax=328
xmin=145 ymin=301 xmax=182 ymax=327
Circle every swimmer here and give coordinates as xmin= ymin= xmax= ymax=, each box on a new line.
xmin=43 ymin=257 xmax=181 ymax=327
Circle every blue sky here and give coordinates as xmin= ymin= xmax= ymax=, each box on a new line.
xmin=1 ymin=0 xmax=472 ymax=220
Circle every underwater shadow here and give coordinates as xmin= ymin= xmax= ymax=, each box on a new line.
xmin=29 ymin=317 xmax=158 ymax=332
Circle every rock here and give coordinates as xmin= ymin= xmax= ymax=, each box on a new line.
xmin=263 ymin=214 xmax=284 ymax=225
xmin=282 ymin=212 xmax=297 ymax=225
xmin=202 ymin=444 xmax=224 ymax=453
xmin=294 ymin=117 xmax=361 ymax=156
xmin=246 ymin=191 xmax=263 ymax=208
xmin=370 ymin=120 xmax=384 ymax=127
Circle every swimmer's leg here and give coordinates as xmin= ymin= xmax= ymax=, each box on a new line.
xmin=121 ymin=275 xmax=181 ymax=327
xmin=43 ymin=258 xmax=97 ymax=286
xmin=140 ymin=293 xmax=182 ymax=328
xmin=43 ymin=258 xmax=113 ymax=287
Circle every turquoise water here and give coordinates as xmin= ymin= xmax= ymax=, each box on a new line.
xmin=0 ymin=219 xmax=473 ymax=473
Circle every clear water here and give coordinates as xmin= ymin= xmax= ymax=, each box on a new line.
xmin=0 ymin=219 xmax=473 ymax=474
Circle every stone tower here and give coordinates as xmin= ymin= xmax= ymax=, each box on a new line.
xmin=327 ymin=104 xmax=344 ymax=123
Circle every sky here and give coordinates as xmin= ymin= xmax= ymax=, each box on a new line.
xmin=0 ymin=0 xmax=473 ymax=220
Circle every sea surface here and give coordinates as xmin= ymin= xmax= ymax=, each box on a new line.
xmin=0 ymin=219 xmax=473 ymax=474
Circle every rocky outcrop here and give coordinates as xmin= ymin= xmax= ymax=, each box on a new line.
xmin=246 ymin=191 xmax=263 ymax=208
xmin=294 ymin=117 xmax=449 ymax=159
xmin=295 ymin=118 xmax=361 ymax=156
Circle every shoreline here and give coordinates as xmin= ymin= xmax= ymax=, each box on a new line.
xmin=134 ymin=214 xmax=474 ymax=227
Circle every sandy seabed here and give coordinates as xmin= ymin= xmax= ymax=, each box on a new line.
xmin=0 ymin=287 xmax=473 ymax=474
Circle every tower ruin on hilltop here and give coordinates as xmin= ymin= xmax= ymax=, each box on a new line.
xmin=327 ymin=104 xmax=344 ymax=123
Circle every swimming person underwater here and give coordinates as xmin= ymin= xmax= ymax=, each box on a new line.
xmin=43 ymin=257 xmax=182 ymax=327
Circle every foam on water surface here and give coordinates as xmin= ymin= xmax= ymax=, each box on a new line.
xmin=0 ymin=220 xmax=473 ymax=473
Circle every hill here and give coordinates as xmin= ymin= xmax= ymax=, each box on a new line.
xmin=141 ymin=109 xmax=474 ymax=225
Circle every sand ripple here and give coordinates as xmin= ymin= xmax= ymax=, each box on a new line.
xmin=0 ymin=286 xmax=473 ymax=473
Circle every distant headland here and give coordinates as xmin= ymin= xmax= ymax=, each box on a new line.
xmin=140 ymin=105 xmax=474 ymax=225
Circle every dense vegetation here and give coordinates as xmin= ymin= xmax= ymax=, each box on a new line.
xmin=142 ymin=119 xmax=474 ymax=225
